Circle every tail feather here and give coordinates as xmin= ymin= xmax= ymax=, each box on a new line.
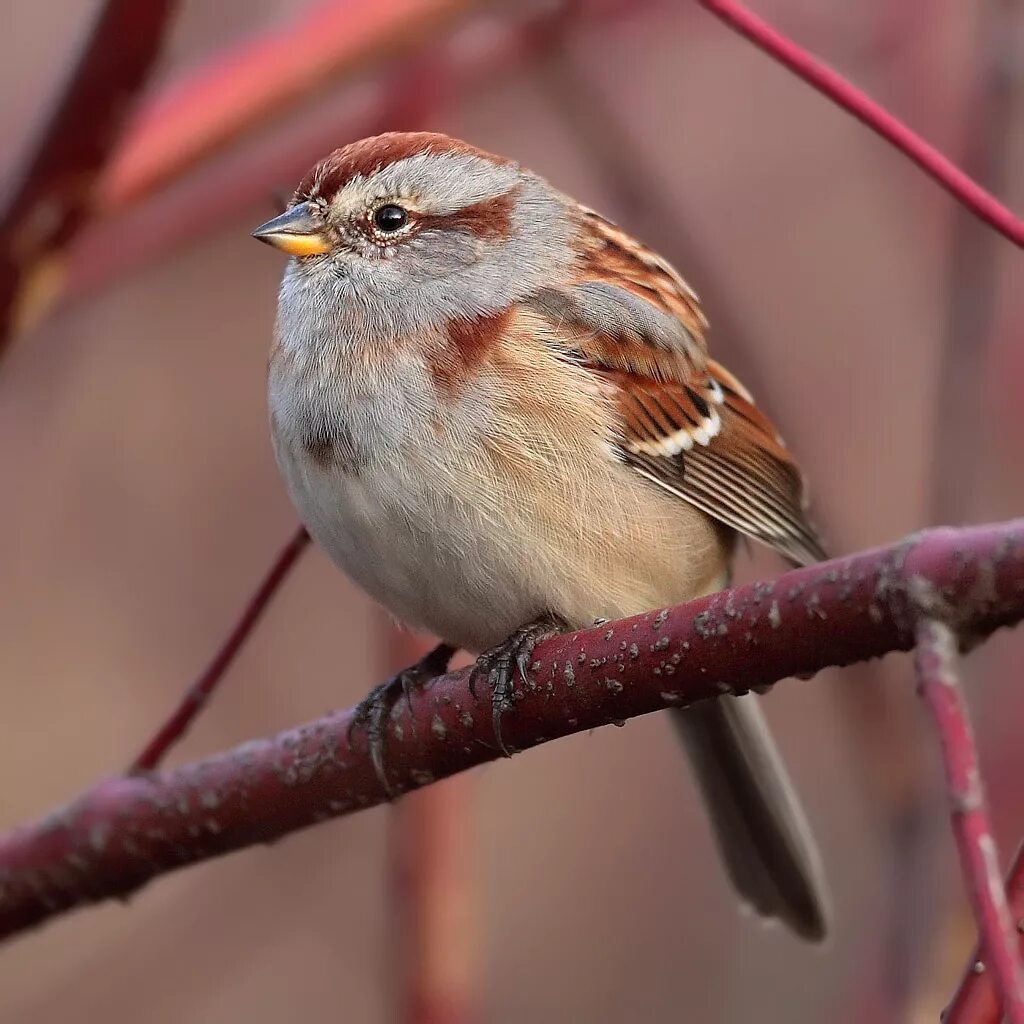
xmin=669 ymin=695 xmax=829 ymax=942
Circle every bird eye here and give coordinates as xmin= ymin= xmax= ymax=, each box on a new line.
xmin=373 ymin=204 xmax=408 ymax=232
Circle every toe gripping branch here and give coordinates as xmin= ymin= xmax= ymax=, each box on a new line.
xmin=469 ymin=615 xmax=567 ymax=758
xmin=349 ymin=616 xmax=567 ymax=793
xmin=348 ymin=641 xmax=456 ymax=797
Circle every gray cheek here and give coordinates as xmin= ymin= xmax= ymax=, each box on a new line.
xmin=350 ymin=232 xmax=482 ymax=294
xmin=404 ymin=232 xmax=483 ymax=280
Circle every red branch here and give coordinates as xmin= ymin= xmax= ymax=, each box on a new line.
xmin=914 ymin=620 xmax=1024 ymax=1023
xmin=947 ymin=842 xmax=1024 ymax=1023
xmin=128 ymin=527 xmax=310 ymax=772
xmin=0 ymin=0 xmax=177 ymax=349
xmin=697 ymin=0 xmax=1024 ymax=247
xmin=1 ymin=520 xmax=1022 ymax=943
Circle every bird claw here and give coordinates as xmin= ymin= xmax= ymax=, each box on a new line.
xmin=347 ymin=642 xmax=455 ymax=797
xmin=469 ymin=616 xmax=565 ymax=757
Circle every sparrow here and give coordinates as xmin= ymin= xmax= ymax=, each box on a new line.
xmin=253 ymin=131 xmax=829 ymax=941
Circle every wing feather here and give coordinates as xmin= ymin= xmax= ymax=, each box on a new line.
xmin=531 ymin=210 xmax=826 ymax=566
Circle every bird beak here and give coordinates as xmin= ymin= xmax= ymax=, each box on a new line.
xmin=251 ymin=202 xmax=332 ymax=256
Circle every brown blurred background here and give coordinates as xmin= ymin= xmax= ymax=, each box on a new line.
xmin=1 ymin=1 xmax=1022 ymax=1021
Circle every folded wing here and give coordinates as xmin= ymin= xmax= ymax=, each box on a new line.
xmin=529 ymin=208 xmax=826 ymax=566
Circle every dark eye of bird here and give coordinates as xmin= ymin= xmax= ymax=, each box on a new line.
xmin=373 ymin=205 xmax=408 ymax=232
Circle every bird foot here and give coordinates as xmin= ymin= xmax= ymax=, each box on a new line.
xmin=348 ymin=641 xmax=456 ymax=797
xmin=469 ymin=615 xmax=566 ymax=757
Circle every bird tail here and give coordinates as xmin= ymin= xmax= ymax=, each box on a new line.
xmin=668 ymin=695 xmax=830 ymax=941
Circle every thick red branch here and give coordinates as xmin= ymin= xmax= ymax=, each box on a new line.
xmin=698 ymin=0 xmax=1024 ymax=247
xmin=0 ymin=520 xmax=1022 ymax=943
xmin=915 ymin=620 xmax=1024 ymax=1023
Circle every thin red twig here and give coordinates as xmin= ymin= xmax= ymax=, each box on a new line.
xmin=947 ymin=842 xmax=1024 ymax=1023
xmin=697 ymin=0 xmax=1024 ymax=247
xmin=923 ymin=6 xmax=1022 ymax=1018
xmin=2 ymin=519 xmax=1023 ymax=943
xmin=0 ymin=0 xmax=178 ymax=351
xmin=914 ymin=619 xmax=1024 ymax=1023
xmin=127 ymin=526 xmax=310 ymax=772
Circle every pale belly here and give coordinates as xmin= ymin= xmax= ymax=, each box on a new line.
xmin=269 ymin=347 xmax=729 ymax=653
xmin=274 ymin=437 xmax=729 ymax=654
xmin=276 ymin=453 xmax=541 ymax=650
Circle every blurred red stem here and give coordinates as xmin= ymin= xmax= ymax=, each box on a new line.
xmin=99 ymin=0 xmax=472 ymax=210
xmin=65 ymin=1 xmax=646 ymax=301
xmin=914 ymin=619 xmax=1024 ymax=1023
xmin=697 ymin=0 xmax=1024 ymax=247
xmin=385 ymin=631 xmax=475 ymax=1024
xmin=128 ymin=526 xmax=309 ymax=772
xmin=0 ymin=0 xmax=177 ymax=349
xmin=947 ymin=842 xmax=1024 ymax=1023
xmin=3 ymin=519 xmax=1024 ymax=942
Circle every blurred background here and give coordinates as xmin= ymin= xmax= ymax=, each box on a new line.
xmin=0 ymin=1 xmax=1021 ymax=1021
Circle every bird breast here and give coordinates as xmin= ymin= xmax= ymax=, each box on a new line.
xmin=267 ymin=328 xmax=729 ymax=652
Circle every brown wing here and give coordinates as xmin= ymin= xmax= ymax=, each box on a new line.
xmin=615 ymin=359 xmax=827 ymax=565
xmin=530 ymin=209 xmax=826 ymax=567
